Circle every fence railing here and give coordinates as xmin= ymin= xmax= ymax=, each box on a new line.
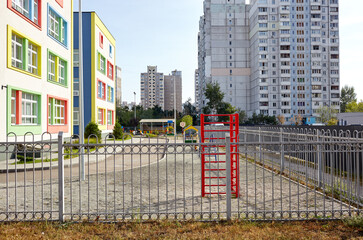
xmin=0 ymin=129 xmax=361 ymax=222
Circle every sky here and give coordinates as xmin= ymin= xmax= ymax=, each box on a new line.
xmin=74 ymin=0 xmax=363 ymax=104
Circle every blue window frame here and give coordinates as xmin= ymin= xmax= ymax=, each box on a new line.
xmin=47 ymin=4 xmax=67 ymax=47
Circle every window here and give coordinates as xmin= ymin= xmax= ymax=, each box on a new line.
xmin=98 ymin=52 xmax=106 ymax=74
xmin=73 ymin=78 xmax=79 ymax=96
xmin=107 ymin=61 xmax=114 ymax=79
xmin=99 ymin=33 xmax=103 ymax=48
xmin=73 ymin=49 xmax=79 ymax=67
xmin=9 ymin=27 xmax=41 ymax=77
xmin=8 ymin=0 xmax=41 ymax=28
xmin=109 ymin=45 xmax=113 ymax=58
xmin=107 ymin=110 xmax=113 ymax=125
xmin=97 ymin=80 xmax=106 ymax=100
xmin=47 ymin=50 xmax=68 ymax=86
xmin=107 ymin=85 xmax=114 ymax=102
xmin=48 ymin=98 xmax=65 ymax=125
xmin=98 ymin=108 xmax=105 ymax=125
xmin=47 ymin=96 xmax=68 ymax=133
xmin=22 ymin=92 xmax=39 ymax=124
xmin=48 ymin=6 xmax=67 ymax=46
xmin=73 ymin=107 xmax=79 ymax=125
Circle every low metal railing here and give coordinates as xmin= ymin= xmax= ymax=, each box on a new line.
xmin=0 ymin=129 xmax=361 ymax=222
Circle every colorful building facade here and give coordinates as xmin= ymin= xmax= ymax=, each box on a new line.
xmin=73 ymin=12 xmax=116 ymax=135
xmin=0 ymin=0 xmax=73 ymax=141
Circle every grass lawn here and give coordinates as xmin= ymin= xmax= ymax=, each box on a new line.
xmin=0 ymin=220 xmax=361 ymax=240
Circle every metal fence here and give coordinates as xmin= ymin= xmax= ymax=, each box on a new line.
xmin=0 ymin=128 xmax=361 ymax=222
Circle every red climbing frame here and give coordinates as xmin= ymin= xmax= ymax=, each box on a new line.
xmin=200 ymin=114 xmax=240 ymax=198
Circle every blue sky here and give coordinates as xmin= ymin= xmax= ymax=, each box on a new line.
xmin=74 ymin=0 xmax=363 ymax=103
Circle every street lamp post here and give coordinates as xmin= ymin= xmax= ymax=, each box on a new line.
xmin=134 ymin=92 xmax=136 ymax=132
xmin=173 ymin=76 xmax=177 ymax=139
xmin=79 ymin=0 xmax=85 ymax=181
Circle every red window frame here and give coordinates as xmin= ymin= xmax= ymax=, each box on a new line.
xmin=98 ymin=108 xmax=105 ymax=125
xmin=99 ymin=33 xmax=104 ymax=49
xmin=107 ymin=109 xmax=114 ymax=130
xmin=7 ymin=0 xmax=42 ymax=30
xmin=107 ymin=61 xmax=114 ymax=80
xmin=47 ymin=95 xmax=69 ymax=133
xmin=97 ymin=79 xmax=106 ymax=100
xmin=55 ymin=0 xmax=63 ymax=7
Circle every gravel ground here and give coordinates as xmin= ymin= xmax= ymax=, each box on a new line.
xmin=0 ymin=144 xmax=355 ymax=221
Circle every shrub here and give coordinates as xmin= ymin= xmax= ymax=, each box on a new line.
xmin=85 ymin=121 xmax=101 ymax=142
xmin=113 ymin=121 xmax=124 ymax=139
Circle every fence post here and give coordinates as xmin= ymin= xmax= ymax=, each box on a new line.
xmin=259 ymin=127 xmax=262 ymax=163
xmin=225 ymin=133 xmax=232 ymax=221
xmin=280 ymin=128 xmax=285 ymax=172
xmin=317 ymin=130 xmax=323 ymax=188
xmin=58 ymin=132 xmax=64 ymax=222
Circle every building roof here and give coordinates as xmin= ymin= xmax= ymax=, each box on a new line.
xmin=139 ymin=119 xmax=175 ymax=123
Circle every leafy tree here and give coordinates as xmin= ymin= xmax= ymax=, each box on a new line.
xmin=183 ymin=98 xmax=198 ymax=125
xmin=180 ymin=115 xmax=193 ymax=127
xmin=346 ymin=101 xmax=363 ymax=112
xmin=244 ymin=113 xmax=278 ymax=125
xmin=277 ymin=115 xmax=286 ymax=125
xmin=327 ymin=118 xmax=338 ymax=126
xmin=237 ymin=109 xmax=247 ymax=124
xmin=85 ymin=121 xmax=101 ymax=142
xmin=340 ymin=85 xmax=357 ymax=112
xmin=291 ymin=114 xmax=303 ymax=125
xmin=113 ymin=121 xmax=124 ymax=139
xmin=203 ymin=82 xmax=225 ymax=114
xmin=316 ymin=106 xmax=338 ymax=124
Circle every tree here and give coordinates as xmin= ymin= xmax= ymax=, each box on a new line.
xmin=340 ymin=85 xmax=357 ymax=112
xmin=183 ymin=98 xmax=197 ymax=116
xmin=113 ymin=121 xmax=124 ymax=139
xmin=291 ymin=114 xmax=303 ymax=126
xmin=316 ymin=106 xmax=338 ymax=124
xmin=237 ymin=109 xmax=247 ymax=124
xmin=84 ymin=121 xmax=101 ymax=142
xmin=183 ymin=98 xmax=198 ymax=125
xmin=203 ymin=82 xmax=225 ymax=114
xmin=346 ymin=101 xmax=363 ymax=112
xmin=180 ymin=115 xmax=193 ymax=127
xmin=277 ymin=115 xmax=286 ymax=125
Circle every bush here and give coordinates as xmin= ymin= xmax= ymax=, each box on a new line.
xmin=113 ymin=121 xmax=124 ymax=139
xmin=85 ymin=121 xmax=101 ymax=142
xmin=16 ymin=155 xmax=34 ymax=163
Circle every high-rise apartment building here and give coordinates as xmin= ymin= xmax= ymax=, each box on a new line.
xmin=140 ymin=66 xmax=165 ymax=110
xmin=164 ymin=70 xmax=182 ymax=113
xmin=194 ymin=69 xmax=201 ymax=111
xmin=0 ymin=0 xmax=73 ymax=141
xmin=198 ymin=0 xmax=251 ymax=113
xmin=73 ymin=12 xmax=116 ymax=135
xmin=115 ymin=65 xmax=122 ymax=106
xmin=197 ymin=0 xmax=340 ymax=124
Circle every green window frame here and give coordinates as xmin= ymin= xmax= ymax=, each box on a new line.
xmin=47 ymin=50 xmax=68 ymax=87
xmin=97 ymin=52 xmax=106 ymax=74
xmin=6 ymin=86 xmax=42 ymax=135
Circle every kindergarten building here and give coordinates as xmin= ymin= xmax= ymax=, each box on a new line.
xmin=0 ymin=0 xmax=74 ymax=141
xmin=73 ymin=12 xmax=116 ymax=135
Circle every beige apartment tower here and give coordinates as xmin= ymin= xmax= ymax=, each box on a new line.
xmin=164 ymin=70 xmax=183 ymax=113
xmin=140 ymin=66 xmax=165 ymax=110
